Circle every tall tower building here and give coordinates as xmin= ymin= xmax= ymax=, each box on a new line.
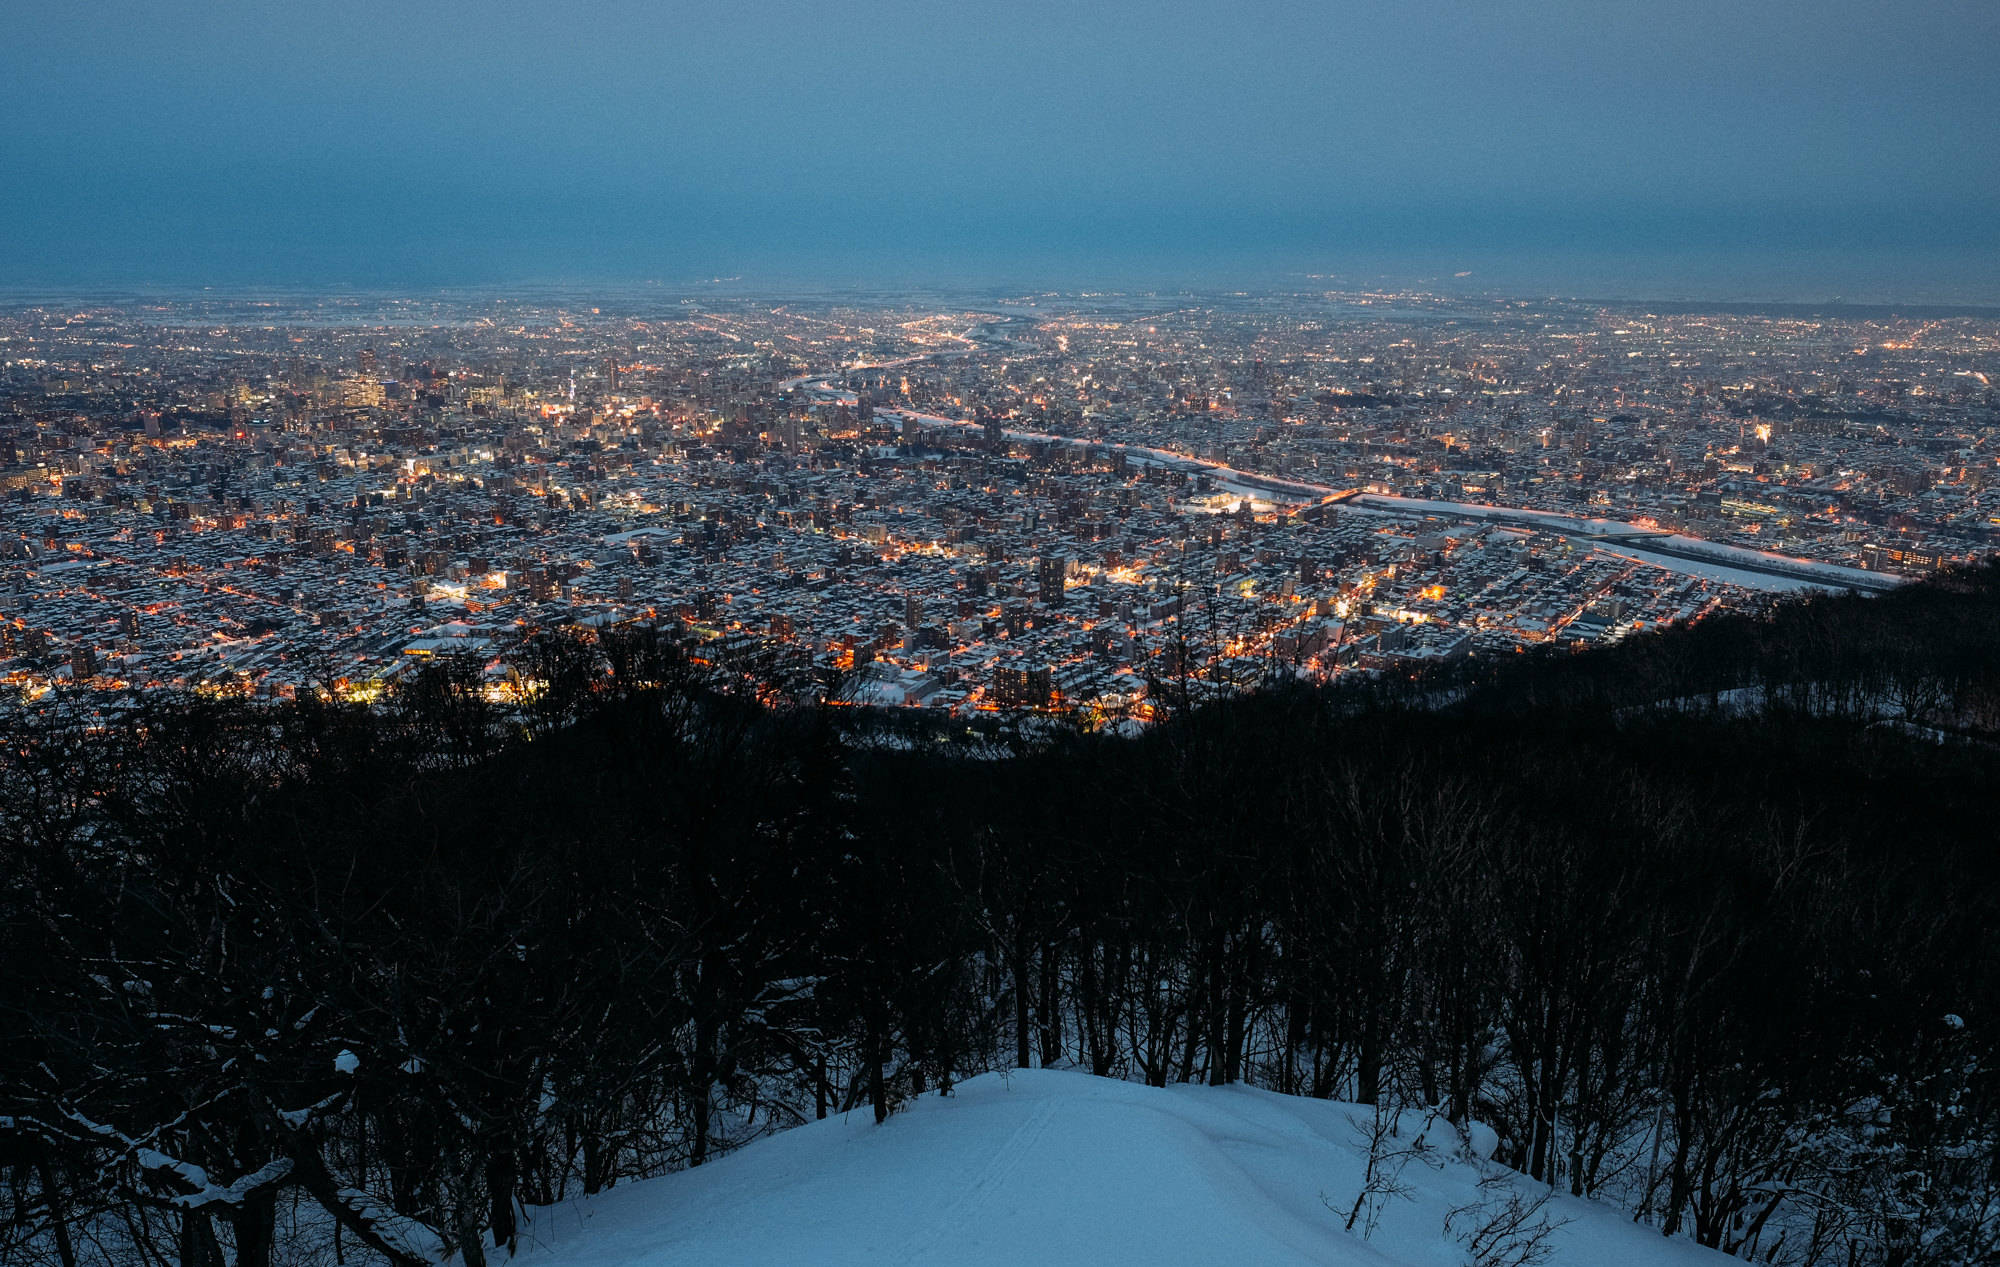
xmin=1038 ymin=555 xmax=1066 ymax=607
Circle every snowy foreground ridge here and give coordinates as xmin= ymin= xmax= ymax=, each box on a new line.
xmin=513 ymin=1070 xmax=1728 ymax=1266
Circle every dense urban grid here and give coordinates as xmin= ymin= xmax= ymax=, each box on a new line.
xmin=2 ymin=286 xmax=1993 ymax=717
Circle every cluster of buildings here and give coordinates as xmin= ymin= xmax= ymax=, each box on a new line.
xmin=0 ymin=287 xmax=1991 ymax=720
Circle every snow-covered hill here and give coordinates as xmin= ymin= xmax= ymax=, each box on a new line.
xmin=512 ymin=1069 xmax=1729 ymax=1266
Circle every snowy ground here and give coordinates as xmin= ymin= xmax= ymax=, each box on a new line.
xmin=511 ymin=1069 xmax=1728 ymax=1267
xmin=1590 ymin=542 xmax=1842 ymax=593
xmin=1346 ymin=495 xmax=1895 ymax=593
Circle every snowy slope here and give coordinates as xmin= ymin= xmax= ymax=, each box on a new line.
xmin=512 ymin=1069 xmax=1728 ymax=1267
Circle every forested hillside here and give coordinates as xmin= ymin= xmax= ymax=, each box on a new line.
xmin=5 ymin=564 xmax=2000 ymax=1267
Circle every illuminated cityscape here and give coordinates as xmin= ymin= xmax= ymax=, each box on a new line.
xmin=2 ymin=286 xmax=1991 ymax=719
xmin=6 ymin=0 xmax=2000 ymax=1262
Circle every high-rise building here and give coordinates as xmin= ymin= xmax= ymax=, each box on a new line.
xmin=905 ymin=592 xmax=925 ymax=630
xmin=357 ymin=348 xmax=378 ymax=376
xmin=991 ymin=663 xmax=1054 ymax=709
xmin=1038 ymin=555 xmax=1066 ymax=607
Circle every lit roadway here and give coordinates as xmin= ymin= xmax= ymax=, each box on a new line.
xmin=779 ymin=324 xmax=1900 ymax=596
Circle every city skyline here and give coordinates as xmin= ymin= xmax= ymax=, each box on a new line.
xmin=0 ymin=285 xmax=1984 ymax=717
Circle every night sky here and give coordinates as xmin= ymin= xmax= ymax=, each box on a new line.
xmin=5 ymin=0 xmax=1997 ymax=297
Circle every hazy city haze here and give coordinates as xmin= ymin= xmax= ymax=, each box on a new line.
xmin=4 ymin=0 xmax=1997 ymax=296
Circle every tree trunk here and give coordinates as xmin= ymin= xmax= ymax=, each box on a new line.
xmin=1177 ymin=997 xmax=1201 ymax=1085
xmin=1356 ymin=1010 xmax=1382 ymax=1106
xmin=1225 ymin=929 xmax=1255 ymax=1084
xmin=486 ymin=1151 xmax=517 ymax=1252
xmin=1011 ymin=926 xmax=1032 ymax=1069
xmin=35 ymin=1155 xmax=78 ymax=1267
xmin=1037 ymin=944 xmax=1063 ymax=1068
xmin=690 ymin=1005 xmax=718 ymax=1166
xmin=869 ymin=1017 xmax=889 ymax=1124
xmin=456 ymin=1207 xmax=488 ymax=1267
xmin=1078 ymin=942 xmax=1107 ymax=1075
xmin=232 ymin=1190 xmax=277 ymax=1267
xmin=581 ymin=1125 xmax=607 ymax=1195
xmin=179 ymin=1210 xmax=222 ymax=1267
xmin=1205 ymin=928 xmax=1227 ymax=1086
xmin=285 ymin=1135 xmax=432 ymax=1267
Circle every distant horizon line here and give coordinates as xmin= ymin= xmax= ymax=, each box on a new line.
xmin=2 ymin=274 xmax=1997 ymax=320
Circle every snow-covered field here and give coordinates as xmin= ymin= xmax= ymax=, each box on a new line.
xmin=511 ymin=1069 xmax=1728 ymax=1266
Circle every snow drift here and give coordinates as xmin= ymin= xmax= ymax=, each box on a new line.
xmin=511 ymin=1069 xmax=1729 ymax=1266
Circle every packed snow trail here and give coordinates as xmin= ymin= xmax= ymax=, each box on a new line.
xmin=511 ymin=1069 xmax=1730 ymax=1266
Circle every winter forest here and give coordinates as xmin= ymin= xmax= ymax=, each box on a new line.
xmin=5 ymin=565 xmax=2000 ymax=1267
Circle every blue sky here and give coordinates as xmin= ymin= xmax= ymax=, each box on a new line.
xmin=4 ymin=0 xmax=1996 ymax=296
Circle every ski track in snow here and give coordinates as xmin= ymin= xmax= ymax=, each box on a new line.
xmin=512 ymin=1069 xmax=1735 ymax=1267
xmin=894 ymin=1091 xmax=1059 ymax=1264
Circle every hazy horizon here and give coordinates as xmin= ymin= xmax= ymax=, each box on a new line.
xmin=5 ymin=0 xmax=1996 ymax=303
